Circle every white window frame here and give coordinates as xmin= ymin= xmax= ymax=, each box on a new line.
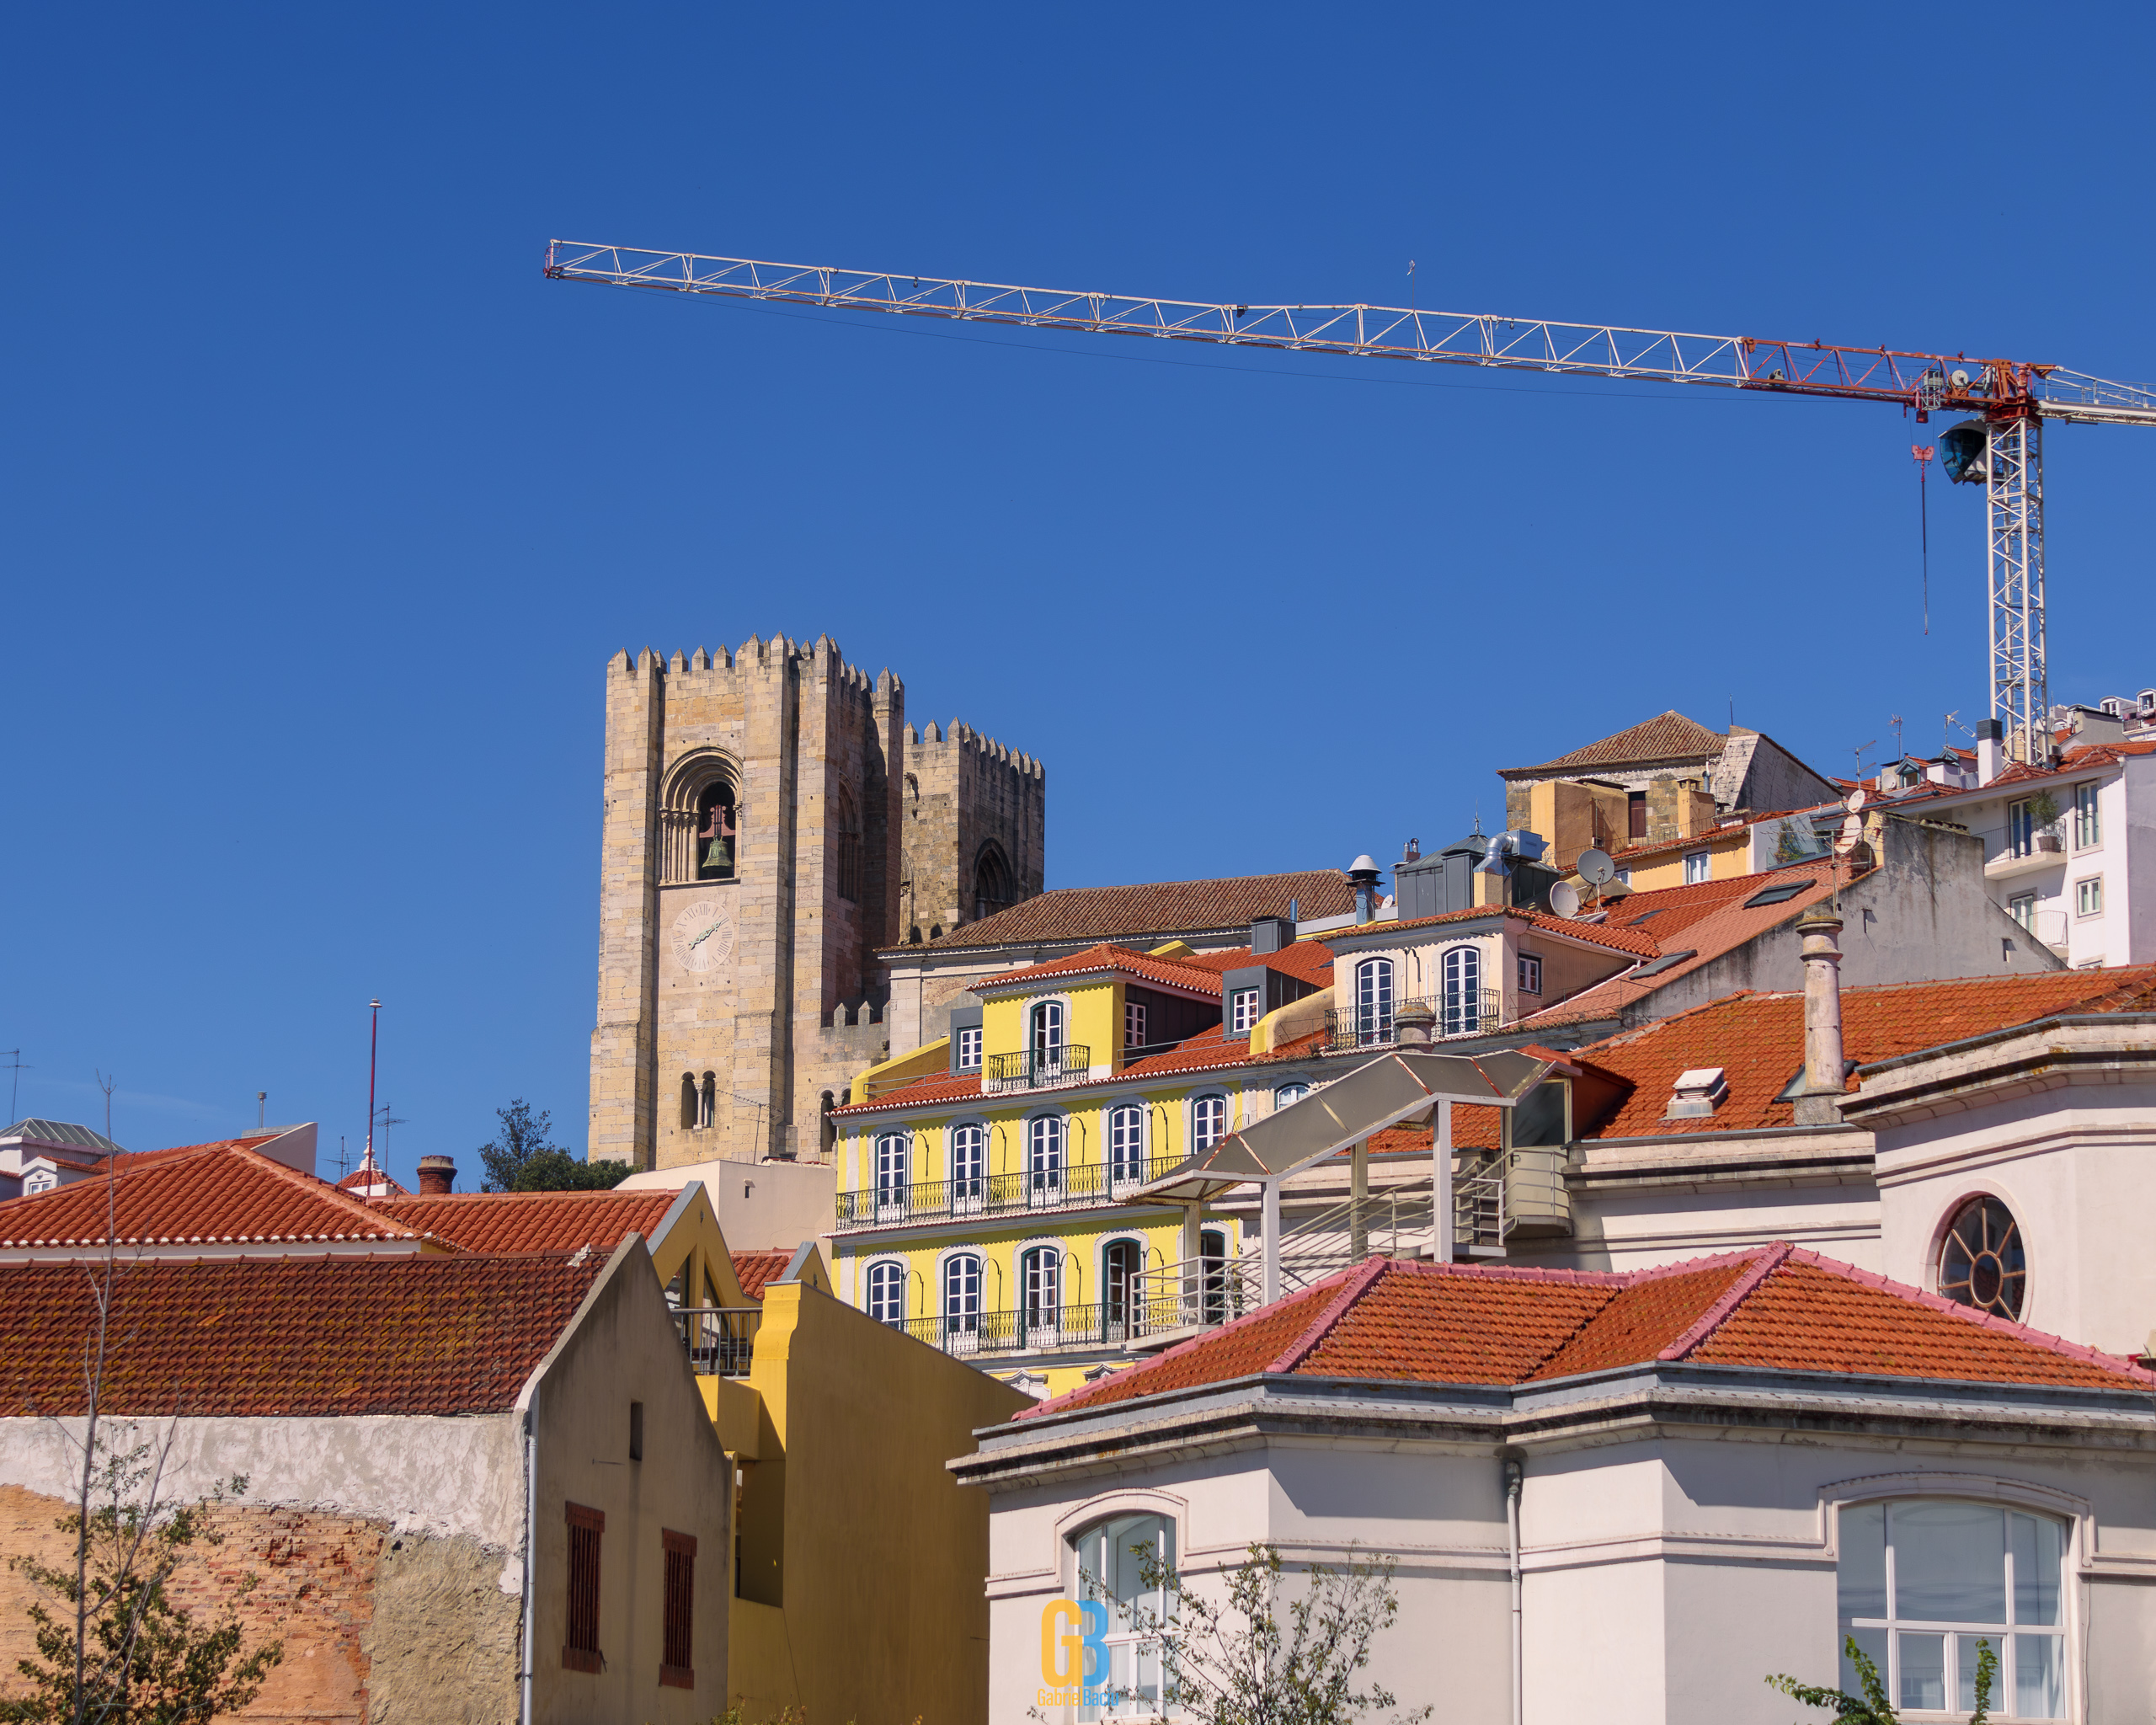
xmin=2007 ymin=798 xmax=2036 ymax=858
xmin=1440 ymin=945 xmax=1482 ymax=1035
xmin=1019 ymin=1242 xmax=1062 ymax=1338
xmin=1067 ymin=1510 xmax=1177 ymax=1722
xmin=1836 ymin=1497 xmax=2069 ymax=1720
xmin=1032 ymin=999 xmax=1066 ymax=1056
xmin=2075 ymin=875 xmax=2103 ymax=918
xmin=865 ymin=1258 xmax=907 ymax=1326
xmin=1026 ymin=1113 xmax=1066 ymax=1204
xmin=1353 ymin=957 xmax=1395 ymax=1044
xmin=1230 ymin=987 xmax=1262 ymax=1035
xmin=874 ymin=1131 xmax=910 ymax=1214
xmin=2072 ymin=781 xmax=2100 ymax=850
xmin=955 ymin=1025 xmax=982 ymax=1071
xmin=1100 ymin=1236 xmax=1145 ymax=1338
xmin=1273 ymin=1081 xmax=1310 ymax=1110
xmin=1191 ymin=1093 xmax=1228 ymax=1153
xmin=939 ymin=1251 xmax=983 ymax=1348
xmin=2008 ymin=892 xmax=2036 ymax=933
xmin=948 ymin=1121 xmax=986 ymax=1211
xmin=1123 ymin=1000 xmax=1148 ymax=1050
xmin=1684 ymin=850 xmax=1710 ymax=884
xmin=1108 ymin=1103 xmax=1146 ymax=1188
xmin=1517 ymin=953 xmax=1543 ymax=996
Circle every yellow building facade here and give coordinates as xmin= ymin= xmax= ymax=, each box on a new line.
xmin=829 ymin=939 xmax=1337 ymax=1399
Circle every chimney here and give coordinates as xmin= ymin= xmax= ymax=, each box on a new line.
xmin=1975 ymin=718 xmax=2004 ymax=786
xmin=1250 ymin=915 xmax=1293 ymax=954
xmin=1790 ymin=906 xmax=1846 ymax=1126
xmin=1394 ymin=1000 xmax=1435 ymax=1049
xmin=417 ymin=1154 xmax=456 ymax=1196
xmin=1348 ymin=855 xmax=1381 ymax=924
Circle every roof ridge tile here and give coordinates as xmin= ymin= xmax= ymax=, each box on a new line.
xmin=1264 ymin=1258 xmax=1391 ymax=1373
xmin=1655 ymin=1242 xmax=1790 ymax=1359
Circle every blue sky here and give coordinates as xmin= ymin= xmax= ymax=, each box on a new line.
xmin=5 ymin=3 xmax=2151 ymax=1178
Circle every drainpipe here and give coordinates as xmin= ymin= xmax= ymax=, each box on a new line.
xmin=1505 ymin=1457 xmax=1524 ymax=1725
xmin=520 ymin=1394 xmax=538 ymax=1725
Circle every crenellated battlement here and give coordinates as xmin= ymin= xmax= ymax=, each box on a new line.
xmin=611 ymin=636 xmax=902 ymax=708
xmin=905 ymin=719 xmax=1047 ymax=780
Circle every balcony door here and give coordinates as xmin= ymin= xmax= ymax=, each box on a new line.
xmin=950 ymin=1123 xmax=985 ymax=1215
xmin=942 ymin=1252 xmax=982 ymax=1354
xmin=1032 ymin=1001 xmax=1065 ymax=1075
xmin=1440 ymin=946 xmax=1481 ymax=1036
xmin=1102 ymin=1237 xmax=1143 ymax=1341
xmin=1354 ymin=958 xmax=1395 ymax=1045
xmin=1027 ymin=1114 xmax=1065 ymax=1206
xmin=874 ymin=1132 xmax=910 ymax=1219
xmin=1108 ymin=1104 xmax=1145 ymax=1191
xmin=1021 ymin=1245 xmax=1060 ymax=1344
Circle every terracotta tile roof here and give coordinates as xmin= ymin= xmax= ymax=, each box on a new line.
xmin=1567 ymin=964 xmax=2156 ymax=1140
xmin=732 ymin=1249 xmax=794 ymax=1300
xmin=1332 ymin=906 xmax=1661 ymax=958
xmin=0 ymin=1253 xmax=605 ymax=1417
xmin=1177 ymin=942 xmax=1337 ymax=987
xmin=1499 ymin=711 xmax=1726 ymax=778
xmin=977 ymin=943 xmax=1229 ymax=997
xmin=833 ymin=1071 xmax=985 ymax=1116
xmin=377 ymin=1188 xmax=682 ymax=1255
xmin=336 ymin=1162 xmax=411 ymax=1199
xmin=1019 ymin=1245 xmax=2149 ymax=1422
xmin=1520 ymin=862 xmax=1844 ymax=1029
xmin=0 ymin=1144 xmax=428 ymax=1249
xmin=889 ymin=870 xmax=1356 ymax=953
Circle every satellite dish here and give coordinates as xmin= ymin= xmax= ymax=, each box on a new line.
xmin=1577 ymin=848 xmax=1615 ymax=886
xmin=1549 ymin=881 xmax=1582 ymax=918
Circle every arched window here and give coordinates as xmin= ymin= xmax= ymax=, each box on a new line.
xmin=875 ymin=1132 xmax=910 ymax=1215
xmin=1192 ymin=1094 xmax=1227 ymax=1153
xmin=1109 ymin=1104 xmax=1146 ymax=1188
xmin=974 ymin=844 xmax=1014 ymax=921
xmin=1020 ymin=1245 xmax=1060 ymax=1337
xmin=695 ymin=782 xmax=736 ymax=881
xmin=1440 ymin=946 xmax=1482 ymax=1036
xmin=835 ymin=783 xmax=862 ymax=904
xmin=1031 ymin=1001 xmax=1065 ymax=1076
xmin=1354 ymin=958 xmax=1395 ymax=1044
xmin=1069 ymin=1513 xmax=1176 ymax=1716
xmin=679 ymin=1072 xmax=697 ymax=1130
xmin=949 ymin=1123 xmax=985 ymax=1212
xmin=1200 ymin=1227 xmax=1229 ymax=1326
xmin=1938 ymin=1196 xmax=2026 ymax=1319
xmin=1102 ymin=1238 xmax=1144 ymax=1337
xmin=1273 ymin=1081 xmax=1310 ymax=1110
xmin=696 ymin=1073 xmax=716 ymax=1130
xmin=1838 ymin=1500 xmax=2064 ymax=1717
xmin=942 ymin=1253 xmax=982 ymax=1348
xmin=1027 ymin=1115 xmax=1065 ymax=1203
xmin=866 ymin=1261 xmax=905 ymax=1327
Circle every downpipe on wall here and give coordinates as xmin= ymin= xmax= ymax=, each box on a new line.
xmin=1505 ymin=1455 xmax=1524 ymax=1725
xmin=520 ymin=1393 xmax=537 ymax=1725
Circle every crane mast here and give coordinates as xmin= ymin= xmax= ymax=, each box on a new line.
xmin=546 ymin=241 xmax=2156 ymax=764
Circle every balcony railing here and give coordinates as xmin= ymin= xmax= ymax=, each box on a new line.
xmin=984 ymin=1044 xmax=1092 ymax=1093
xmin=891 ymin=1286 xmax=1238 ymax=1359
xmin=671 ymin=1306 xmax=762 ymax=1377
xmin=835 ymin=1154 xmax=1185 ymax=1231
xmin=1323 ymin=991 xmax=1502 ymax=1052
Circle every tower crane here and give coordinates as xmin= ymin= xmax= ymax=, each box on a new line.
xmin=545 ymin=240 xmax=2156 ymax=766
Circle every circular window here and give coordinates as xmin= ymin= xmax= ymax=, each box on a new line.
xmin=1937 ymin=1196 xmax=2026 ymax=1320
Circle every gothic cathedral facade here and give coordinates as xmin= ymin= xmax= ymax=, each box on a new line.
xmin=589 ymin=635 xmax=1045 ymax=1169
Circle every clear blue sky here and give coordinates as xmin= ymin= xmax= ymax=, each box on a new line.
xmin=5 ymin=3 xmax=2151 ymax=1179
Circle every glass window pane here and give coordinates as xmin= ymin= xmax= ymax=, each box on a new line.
xmin=2012 ymin=1513 xmax=2063 ymax=1626
xmin=2015 ymin=1632 xmax=2065 ymax=1718
xmin=1893 ymin=1502 xmax=2005 ymax=1622
xmin=1839 ymin=1502 xmax=1886 ymax=1620
xmin=1897 ymin=1631 xmax=1946 ymax=1712
xmin=1840 ymin=1626 xmax=1889 ymax=1701
xmin=1956 ymin=1633 xmax=1996 ymax=1717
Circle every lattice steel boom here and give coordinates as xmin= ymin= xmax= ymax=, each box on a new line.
xmin=546 ymin=240 xmax=2156 ymax=759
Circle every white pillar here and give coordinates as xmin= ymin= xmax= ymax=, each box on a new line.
xmin=1431 ymin=1100 xmax=1454 ymax=1263
xmin=1262 ymin=1179 xmax=1281 ymax=1306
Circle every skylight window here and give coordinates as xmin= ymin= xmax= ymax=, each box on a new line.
xmin=1744 ymin=880 xmax=1811 ymax=908
xmin=1627 ymin=949 xmax=1697 ymax=980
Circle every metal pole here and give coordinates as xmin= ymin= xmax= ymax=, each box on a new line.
xmin=1349 ymin=1139 xmax=1369 ymax=1260
xmin=1262 ymin=1179 xmax=1281 ymax=1306
xmin=1431 ymin=1100 xmax=1454 ymax=1263
xmin=1506 ymin=1458 xmax=1524 ymax=1725
xmin=365 ymin=999 xmax=381 ymax=1165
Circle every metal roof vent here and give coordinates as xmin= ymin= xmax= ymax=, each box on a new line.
xmin=1664 ymin=1066 xmax=1728 ymax=1119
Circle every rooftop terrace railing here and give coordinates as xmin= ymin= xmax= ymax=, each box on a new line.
xmin=983 ymin=1044 xmax=1092 ymax=1093
xmin=671 ymin=1306 xmax=762 ymax=1376
xmin=1323 ymin=991 xmax=1501 ymax=1052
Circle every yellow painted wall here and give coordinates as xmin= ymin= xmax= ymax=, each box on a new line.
xmin=722 ymin=1280 xmax=1030 ymax=1725
xmin=646 ymin=1183 xmax=750 ymax=1308
xmin=1613 ymin=829 xmax=1750 ymax=894
xmin=851 ymin=1035 xmax=951 ymax=1105
xmin=981 ymin=979 xmax=1114 ymax=1065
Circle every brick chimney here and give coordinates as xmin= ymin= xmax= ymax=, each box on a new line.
xmin=1790 ymin=906 xmax=1846 ymax=1126
xmin=416 ymin=1155 xmax=456 ymax=1196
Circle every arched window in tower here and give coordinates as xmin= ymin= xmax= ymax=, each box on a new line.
xmin=697 ymin=1073 xmax=716 ymax=1130
xmin=974 ymin=843 xmax=1013 ymax=921
xmin=835 ymin=783 xmax=862 ymax=904
xmin=695 ymin=782 xmax=736 ymax=881
xmin=679 ymin=1072 xmax=696 ymax=1130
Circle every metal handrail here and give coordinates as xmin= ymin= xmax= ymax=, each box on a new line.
xmin=835 ymin=1152 xmax=1185 ymax=1231
xmin=1322 ymin=991 xmax=1502 ymax=1051
xmin=890 ymin=1288 xmax=1235 ymax=1358
xmin=671 ymin=1306 xmax=762 ymax=1376
xmin=983 ymin=1044 xmax=1092 ymax=1093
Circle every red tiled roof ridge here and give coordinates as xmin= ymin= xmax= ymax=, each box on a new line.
xmin=1655 ymin=1242 xmax=1793 ymax=1359
xmin=1263 ymin=1258 xmax=1390 ymax=1373
xmin=976 ymin=942 xmax=1226 ymax=996
xmin=1780 ymin=1247 xmax=2156 ymax=1385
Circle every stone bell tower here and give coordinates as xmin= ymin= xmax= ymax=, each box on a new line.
xmin=588 ymin=634 xmax=1044 ymax=1170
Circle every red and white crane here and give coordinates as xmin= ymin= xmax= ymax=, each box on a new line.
xmin=545 ymin=240 xmax=2156 ymax=765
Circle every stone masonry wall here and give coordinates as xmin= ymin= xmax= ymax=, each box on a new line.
xmin=904 ymin=721 xmax=1045 ymax=943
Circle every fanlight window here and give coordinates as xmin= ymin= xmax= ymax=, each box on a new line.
xmin=1353 ymin=958 xmax=1394 ymax=1044
xmin=1839 ymin=1500 xmax=2064 ymax=1719
xmin=1938 ymin=1196 xmax=2025 ymax=1320
xmin=1070 ymin=1513 xmax=1176 ymax=1722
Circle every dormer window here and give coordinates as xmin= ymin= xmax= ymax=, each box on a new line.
xmin=955 ymin=1026 xmax=982 ymax=1071
xmin=1124 ymin=1001 xmax=1148 ymax=1050
xmin=1230 ymin=988 xmax=1262 ymax=1035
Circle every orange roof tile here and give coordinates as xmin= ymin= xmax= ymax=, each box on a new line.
xmin=732 ymin=1249 xmax=794 ymax=1300
xmin=1566 ymin=964 xmax=2156 ymax=1140
xmin=0 ymin=1253 xmax=605 ymax=1416
xmin=977 ymin=943 xmax=1228 ymax=997
xmin=1499 ymin=711 xmax=1726 ymax=778
xmin=1327 ymin=905 xmax=1661 ymax=958
xmin=889 ymin=870 xmax=1356 ymax=953
xmin=0 ymin=1144 xmax=428 ymax=1249
xmin=1020 ymin=1245 xmax=2148 ymax=1423
xmin=1177 ymin=942 xmax=1337 ymax=988
xmin=376 ymin=1188 xmax=681 ymax=1255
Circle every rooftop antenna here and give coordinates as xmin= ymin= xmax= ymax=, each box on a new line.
xmin=1 ymin=1050 xmax=25 ymax=1124
xmin=255 ymin=1091 xmax=266 ymax=1130
xmin=1890 ymin=713 xmax=1905 ymax=767
xmin=1850 ymin=738 xmax=1877 ymax=788
xmin=375 ymin=1103 xmax=408 ymax=1162
xmin=364 ymin=998 xmax=382 ymax=1171
xmin=337 ymin=1135 xmax=350 ymax=1180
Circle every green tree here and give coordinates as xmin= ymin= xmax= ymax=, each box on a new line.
xmin=2 ymin=1425 xmax=282 ymax=1725
xmin=1768 ymin=1633 xmax=1994 ymax=1725
xmin=1106 ymin=1541 xmax=1433 ymax=1725
xmin=477 ymin=1099 xmax=629 ymax=1193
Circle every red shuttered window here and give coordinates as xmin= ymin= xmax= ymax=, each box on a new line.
xmin=660 ymin=1530 xmax=697 ymax=1689
xmin=563 ymin=1503 xmax=604 ymax=1674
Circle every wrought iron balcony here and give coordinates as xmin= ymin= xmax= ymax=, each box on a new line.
xmin=671 ymin=1306 xmax=762 ymax=1376
xmin=835 ymin=1154 xmax=1184 ymax=1231
xmin=983 ymin=1044 xmax=1091 ymax=1093
xmin=1323 ymin=991 xmax=1502 ymax=1052
xmin=889 ymin=1286 xmax=1240 ymax=1359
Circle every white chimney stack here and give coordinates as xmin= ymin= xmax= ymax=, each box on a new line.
xmin=1975 ymin=718 xmax=2004 ymax=787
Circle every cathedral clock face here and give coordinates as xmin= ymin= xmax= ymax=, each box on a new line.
xmin=670 ymin=898 xmax=736 ymax=974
